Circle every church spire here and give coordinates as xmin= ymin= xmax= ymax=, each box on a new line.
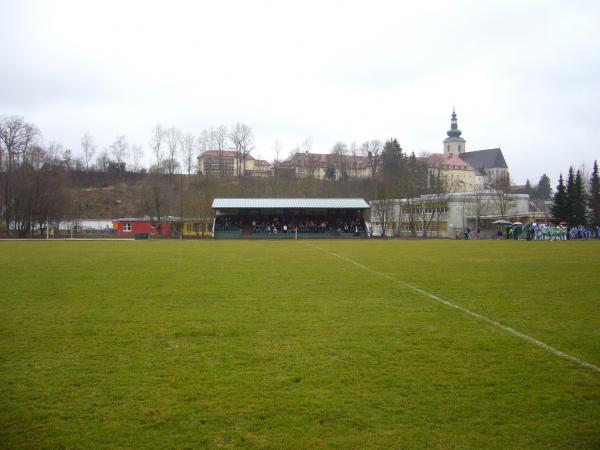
xmin=443 ymin=108 xmax=466 ymax=155
xmin=447 ymin=108 xmax=462 ymax=138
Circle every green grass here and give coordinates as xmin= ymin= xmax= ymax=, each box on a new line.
xmin=1 ymin=240 xmax=600 ymax=449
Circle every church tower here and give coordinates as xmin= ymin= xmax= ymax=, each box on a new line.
xmin=443 ymin=108 xmax=466 ymax=156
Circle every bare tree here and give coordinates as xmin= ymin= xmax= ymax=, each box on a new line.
xmin=229 ymin=123 xmax=254 ymax=176
xmin=62 ymin=148 xmax=73 ymax=170
xmin=214 ymin=125 xmax=228 ymax=177
xmin=371 ymin=198 xmax=394 ymax=237
xmin=416 ymin=198 xmax=449 ymax=238
xmin=131 ymin=144 xmax=144 ymax=173
xmin=149 ymin=124 xmax=164 ymax=173
xmin=180 ymin=133 xmax=196 ymax=175
xmin=196 ymin=128 xmax=210 ymax=176
xmin=8 ymin=139 xmax=70 ymax=238
xmin=349 ymin=141 xmax=359 ymax=178
xmin=28 ymin=144 xmax=46 ymax=170
xmin=371 ymin=178 xmax=396 ymax=237
xmin=331 ymin=141 xmax=348 ymax=180
xmin=431 ymin=171 xmax=449 ymax=237
xmin=81 ymin=132 xmax=96 ymax=171
xmin=95 ymin=150 xmax=111 ymax=173
xmin=399 ymin=197 xmax=419 ymax=238
xmin=360 ymin=139 xmax=382 ymax=177
xmin=491 ymin=178 xmax=515 ymax=219
xmin=143 ymin=180 xmax=166 ymax=237
xmin=164 ymin=127 xmax=182 ymax=176
xmin=0 ymin=117 xmax=38 ymax=167
xmin=467 ymin=186 xmax=491 ymax=232
xmin=300 ymin=137 xmax=312 ymax=154
xmin=45 ymin=141 xmax=63 ymax=163
xmin=197 ymin=128 xmax=211 ymax=153
xmin=110 ymin=135 xmax=129 ymax=165
xmin=0 ymin=116 xmax=40 ymax=236
xmin=273 ymin=140 xmax=283 ymax=168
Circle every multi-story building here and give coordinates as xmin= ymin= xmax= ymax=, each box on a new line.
xmin=278 ymin=152 xmax=371 ymax=180
xmin=426 ymin=153 xmax=476 ymax=192
xmin=197 ymin=150 xmax=271 ymax=177
xmin=370 ymin=191 xmax=533 ymax=238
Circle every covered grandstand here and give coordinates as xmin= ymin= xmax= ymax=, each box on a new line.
xmin=212 ymin=198 xmax=370 ymax=239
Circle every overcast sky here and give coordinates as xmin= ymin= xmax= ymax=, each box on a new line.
xmin=1 ymin=0 xmax=599 ymax=184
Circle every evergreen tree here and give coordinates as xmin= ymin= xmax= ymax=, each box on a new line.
xmin=573 ymin=170 xmax=587 ymax=225
xmin=536 ymin=173 xmax=552 ymax=200
xmin=381 ymin=138 xmax=403 ymax=178
xmin=405 ymin=151 xmax=427 ymax=195
xmin=525 ymin=179 xmax=533 ymax=196
xmin=551 ymin=173 xmax=568 ymax=222
xmin=565 ymin=166 xmax=575 ymax=224
xmin=324 ymin=165 xmax=336 ymax=181
xmin=588 ymin=160 xmax=600 ymax=227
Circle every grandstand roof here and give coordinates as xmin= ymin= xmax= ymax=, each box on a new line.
xmin=212 ymin=198 xmax=369 ymax=209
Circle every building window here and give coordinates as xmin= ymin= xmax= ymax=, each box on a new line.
xmin=124 ymin=223 xmax=132 ymax=231
xmin=458 ymin=145 xmax=461 ymax=151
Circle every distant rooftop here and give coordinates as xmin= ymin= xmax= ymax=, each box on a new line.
xmin=212 ymin=198 xmax=370 ymax=209
xmin=280 ymin=152 xmax=370 ymax=170
xmin=459 ymin=148 xmax=508 ymax=175
xmin=199 ymin=150 xmax=255 ymax=160
xmin=427 ymin=153 xmax=474 ymax=171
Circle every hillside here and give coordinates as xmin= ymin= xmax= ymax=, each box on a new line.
xmin=71 ymin=183 xmax=148 ymax=219
xmin=67 ymin=173 xmax=376 ymax=220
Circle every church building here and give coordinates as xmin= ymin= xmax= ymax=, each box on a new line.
xmin=427 ymin=109 xmax=510 ymax=191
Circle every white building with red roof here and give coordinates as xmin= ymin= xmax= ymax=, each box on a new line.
xmin=197 ymin=150 xmax=271 ymax=177
xmin=426 ymin=153 xmax=476 ymax=192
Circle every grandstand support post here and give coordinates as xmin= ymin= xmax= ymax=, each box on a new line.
xmin=46 ymin=215 xmax=49 ymax=240
xmin=295 ymin=228 xmax=298 ymax=240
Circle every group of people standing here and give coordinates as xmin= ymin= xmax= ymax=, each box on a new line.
xmin=250 ymin=216 xmax=329 ymax=234
xmin=495 ymin=223 xmax=599 ymax=240
xmin=529 ymin=223 xmax=598 ymax=240
xmin=214 ymin=215 xmax=366 ymax=235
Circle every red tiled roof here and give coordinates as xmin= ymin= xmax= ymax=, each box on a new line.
xmin=199 ymin=150 xmax=255 ymax=160
xmin=427 ymin=153 xmax=474 ymax=171
xmin=281 ymin=152 xmax=369 ymax=170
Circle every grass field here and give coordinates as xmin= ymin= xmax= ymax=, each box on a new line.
xmin=1 ymin=240 xmax=600 ymax=449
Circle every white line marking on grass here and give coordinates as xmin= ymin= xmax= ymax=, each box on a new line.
xmin=307 ymin=243 xmax=600 ymax=375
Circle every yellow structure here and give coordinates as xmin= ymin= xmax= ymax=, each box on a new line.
xmin=182 ymin=219 xmax=213 ymax=238
xmin=427 ymin=153 xmax=476 ymax=192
